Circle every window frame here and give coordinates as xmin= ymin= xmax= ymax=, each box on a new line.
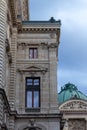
xmin=25 ymin=77 xmax=40 ymax=109
xmin=29 ymin=48 xmax=38 ymax=59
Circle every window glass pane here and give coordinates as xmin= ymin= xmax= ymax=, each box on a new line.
xmin=34 ymin=79 xmax=39 ymax=86
xmin=34 ymin=49 xmax=37 ymax=58
xmin=26 ymin=79 xmax=32 ymax=85
xmin=29 ymin=49 xmax=33 ymax=59
xmin=34 ymin=91 xmax=39 ymax=108
xmin=27 ymin=91 xmax=32 ymax=107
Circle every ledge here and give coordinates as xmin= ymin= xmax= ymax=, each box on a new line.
xmin=25 ymin=107 xmax=40 ymax=112
xmin=16 ymin=113 xmax=62 ymax=119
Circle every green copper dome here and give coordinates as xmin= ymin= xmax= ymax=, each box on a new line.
xmin=58 ymin=83 xmax=87 ymax=104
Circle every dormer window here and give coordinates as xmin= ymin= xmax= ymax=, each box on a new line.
xmin=29 ymin=48 xmax=38 ymax=59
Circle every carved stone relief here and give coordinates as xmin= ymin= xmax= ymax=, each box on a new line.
xmin=68 ymin=119 xmax=86 ymax=130
xmin=59 ymin=100 xmax=87 ymax=111
xmin=17 ymin=65 xmax=48 ymax=75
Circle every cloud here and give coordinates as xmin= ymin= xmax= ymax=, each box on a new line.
xmin=54 ymin=1 xmax=87 ymax=31
xmin=58 ymin=10 xmax=87 ymax=29
xmin=30 ymin=0 xmax=87 ymax=95
xmin=57 ymin=0 xmax=87 ymax=94
xmin=58 ymin=69 xmax=87 ymax=94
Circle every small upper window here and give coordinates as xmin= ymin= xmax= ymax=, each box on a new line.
xmin=29 ymin=48 xmax=38 ymax=59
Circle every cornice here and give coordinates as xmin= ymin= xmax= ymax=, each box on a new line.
xmin=17 ymin=19 xmax=61 ymax=34
xmin=17 ymin=23 xmax=60 ymax=43
xmin=16 ymin=113 xmax=62 ymax=119
xmin=18 ymin=26 xmax=60 ymax=34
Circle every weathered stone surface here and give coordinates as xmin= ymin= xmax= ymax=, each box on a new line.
xmin=0 ymin=0 xmax=61 ymax=130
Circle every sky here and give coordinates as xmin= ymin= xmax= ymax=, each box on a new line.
xmin=29 ymin=0 xmax=87 ymax=95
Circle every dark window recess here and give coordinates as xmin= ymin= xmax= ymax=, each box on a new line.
xmin=25 ymin=77 xmax=40 ymax=108
xmin=29 ymin=48 xmax=38 ymax=59
xmin=29 ymin=128 xmax=36 ymax=130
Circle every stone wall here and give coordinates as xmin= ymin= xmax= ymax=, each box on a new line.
xmin=15 ymin=32 xmax=59 ymax=114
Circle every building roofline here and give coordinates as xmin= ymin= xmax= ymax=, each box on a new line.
xmin=22 ymin=19 xmax=61 ymax=26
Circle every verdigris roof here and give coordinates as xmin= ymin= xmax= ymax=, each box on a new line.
xmin=58 ymin=83 xmax=87 ymax=104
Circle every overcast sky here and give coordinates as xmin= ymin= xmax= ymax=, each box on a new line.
xmin=29 ymin=0 xmax=87 ymax=95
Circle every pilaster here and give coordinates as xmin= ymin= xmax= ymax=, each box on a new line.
xmin=48 ymin=46 xmax=58 ymax=113
xmin=17 ymin=0 xmax=29 ymax=21
xmin=21 ymin=0 xmax=29 ymax=21
xmin=9 ymin=28 xmax=17 ymax=110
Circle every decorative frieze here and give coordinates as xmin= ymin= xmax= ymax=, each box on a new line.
xmin=59 ymin=100 xmax=87 ymax=112
xmin=18 ymin=27 xmax=60 ymax=34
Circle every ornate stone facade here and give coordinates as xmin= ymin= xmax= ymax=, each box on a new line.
xmin=16 ymin=0 xmax=29 ymax=21
xmin=0 ymin=0 xmax=62 ymax=130
xmin=59 ymin=99 xmax=87 ymax=130
xmin=68 ymin=119 xmax=86 ymax=130
xmin=58 ymin=83 xmax=87 ymax=130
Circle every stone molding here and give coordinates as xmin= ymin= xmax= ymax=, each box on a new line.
xmin=17 ymin=65 xmax=48 ymax=75
xmin=59 ymin=99 xmax=87 ymax=112
xmin=17 ymin=42 xmax=58 ymax=48
xmin=16 ymin=113 xmax=62 ymax=119
xmin=18 ymin=26 xmax=60 ymax=35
